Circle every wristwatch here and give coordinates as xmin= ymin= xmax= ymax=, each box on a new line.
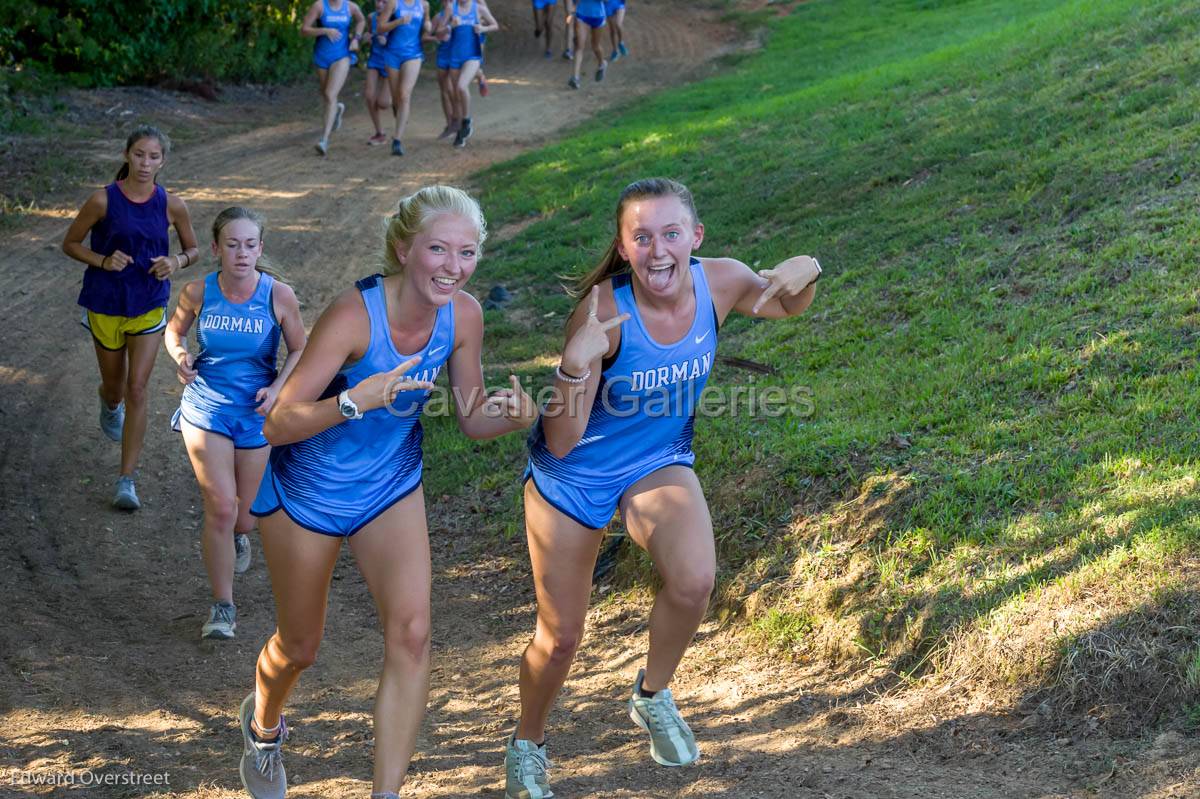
xmin=337 ymin=389 xmax=363 ymax=420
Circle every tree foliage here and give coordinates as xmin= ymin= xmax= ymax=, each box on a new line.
xmin=0 ymin=0 xmax=314 ymax=88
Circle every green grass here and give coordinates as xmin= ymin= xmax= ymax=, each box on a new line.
xmin=421 ymin=0 xmax=1200 ymax=720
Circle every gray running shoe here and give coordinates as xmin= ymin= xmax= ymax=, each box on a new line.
xmin=315 ymin=139 xmax=328 ymax=156
xmin=239 ymin=693 xmax=288 ymax=799
xmin=334 ymin=101 xmax=345 ymax=131
xmin=201 ymin=601 xmax=236 ymax=640
xmin=112 ymin=476 xmax=140 ymax=511
xmin=234 ymin=533 xmax=252 ymax=574
xmin=628 ymin=669 xmax=699 ymax=766
xmin=99 ymin=397 xmax=124 ymax=442
xmin=505 ymin=734 xmax=553 ymax=799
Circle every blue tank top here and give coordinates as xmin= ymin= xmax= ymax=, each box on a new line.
xmin=268 ymin=274 xmax=455 ymax=511
xmin=450 ymin=0 xmax=478 ymax=27
xmin=576 ymin=0 xmax=606 ymax=18
xmin=183 ymin=271 xmax=281 ymax=417
xmin=314 ymin=0 xmax=353 ymax=62
xmin=79 ymin=182 xmax=171 ymax=317
xmin=529 ymin=259 xmax=719 ymax=486
xmin=387 ymin=0 xmax=424 ymax=53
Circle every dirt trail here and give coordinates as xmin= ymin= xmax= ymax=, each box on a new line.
xmin=1 ymin=3 xmax=1197 ymax=797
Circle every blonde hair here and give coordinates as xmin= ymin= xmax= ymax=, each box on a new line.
xmin=382 ymin=185 xmax=488 ymax=276
xmin=210 ymin=206 xmax=286 ymax=281
xmin=570 ymin=177 xmax=699 ymax=299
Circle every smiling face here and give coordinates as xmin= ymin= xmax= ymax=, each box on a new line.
xmin=394 ymin=212 xmax=480 ymax=306
xmin=124 ymin=136 xmax=166 ymax=184
xmin=212 ymin=218 xmax=263 ymax=278
xmin=615 ymin=195 xmax=704 ymax=300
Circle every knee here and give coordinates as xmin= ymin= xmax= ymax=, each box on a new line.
xmin=124 ymin=380 xmax=149 ymax=408
xmin=663 ymin=570 xmax=715 ymax=611
xmin=205 ymin=493 xmax=238 ymax=532
xmin=537 ymin=624 xmax=584 ymax=666
xmin=275 ymin=633 xmax=321 ymax=671
xmin=383 ymin=614 xmax=431 ymax=664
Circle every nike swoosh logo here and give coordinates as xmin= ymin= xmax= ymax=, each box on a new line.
xmin=578 ymin=435 xmax=605 ymax=446
xmin=428 ymin=345 xmax=447 ymax=358
xmin=694 ymin=330 xmax=711 ymax=345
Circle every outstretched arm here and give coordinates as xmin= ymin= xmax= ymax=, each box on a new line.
xmin=708 ymin=255 xmax=821 ymax=322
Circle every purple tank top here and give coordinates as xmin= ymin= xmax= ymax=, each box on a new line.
xmin=78 ymin=182 xmax=171 ymax=317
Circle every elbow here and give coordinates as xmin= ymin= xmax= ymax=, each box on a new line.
xmin=262 ymin=409 xmax=293 ymax=447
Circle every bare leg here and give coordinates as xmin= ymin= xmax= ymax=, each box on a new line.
xmin=319 ymin=58 xmax=352 ymax=142
xmin=180 ymin=419 xmax=238 ymax=603
xmin=93 ymin=340 xmax=126 ymax=410
xmin=452 ymin=60 xmax=481 ymax=122
xmin=389 ymin=58 xmax=422 ymax=142
xmin=119 ymin=328 xmax=162 ymax=477
xmin=620 ymin=466 xmax=715 ymax=691
xmin=514 ymin=479 xmax=605 ymax=742
xmin=233 ymin=444 xmax=270 ymax=537
xmin=253 ymin=512 xmax=341 ymax=732
xmin=348 ymin=488 xmax=432 ymax=794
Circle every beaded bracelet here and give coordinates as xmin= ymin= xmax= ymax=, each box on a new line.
xmin=556 ymin=365 xmax=591 ymax=384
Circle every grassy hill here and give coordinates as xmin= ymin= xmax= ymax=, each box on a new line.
xmin=424 ymin=0 xmax=1200 ymax=730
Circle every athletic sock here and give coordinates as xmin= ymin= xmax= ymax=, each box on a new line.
xmin=639 ymin=685 xmax=658 ymax=698
xmin=251 ymin=718 xmax=283 ymax=743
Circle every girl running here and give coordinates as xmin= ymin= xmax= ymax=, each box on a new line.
xmin=605 ymin=0 xmax=627 ymax=62
xmin=434 ymin=0 xmax=499 ymax=148
xmin=531 ymin=0 xmax=558 ymax=59
xmin=503 ymin=178 xmax=821 ymax=799
xmin=165 ymin=208 xmax=306 ymax=641
xmin=568 ymin=0 xmax=607 ymax=89
xmin=301 ymin=0 xmax=366 ymax=155
xmin=364 ymin=5 xmax=395 ymax=145
xmin=237 ymin=186 xmax=536 ymax=799
xmin=61 ymin=125 xmax=199 ymax=511
xmin=378 ymin=0 xmax=432 ymax=156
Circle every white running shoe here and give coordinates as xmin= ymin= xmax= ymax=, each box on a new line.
xmin=201 ymin=601 xmax=236 ymax=640
xmin=234 ymin=533 xmax=252 ymax=574
xmin=628 ymin=669 xmax=699 ymax=766
xmin=504 ymin=733 xmax=553 ymax=798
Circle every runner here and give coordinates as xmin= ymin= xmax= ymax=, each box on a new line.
xmin=237 ymin=186 xmax=536 ymax=799
xmin=503 ymin=177 xmax=822 ymax=799
xmin=301 ymin=0 xmax=366 ymax=155
xmin=378 ymin=0 xmax=431 ymax=155
xmin=364 ymin=4 xmax=395 ymax=145
xmin=568 ymin=0 xmax=607 ymax=89
xmin=435 ymin=0 xmax=499 ymax=148
xmin=164 ymin=207 xmax=306 ymax=641
xmin=61 ymin=125 xmax=199 ymax=511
